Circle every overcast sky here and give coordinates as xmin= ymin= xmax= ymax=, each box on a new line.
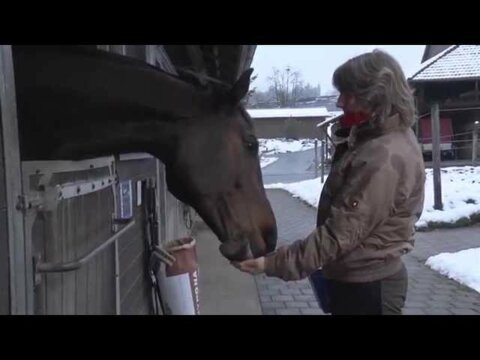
xmin=251 ymin=45 xmax=426 ymax=94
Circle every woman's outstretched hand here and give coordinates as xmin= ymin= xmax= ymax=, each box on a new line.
xmin=231 ymin=256 xmax=266 ymax=275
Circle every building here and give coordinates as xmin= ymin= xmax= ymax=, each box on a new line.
xmin=0 ymin=45 xmax=256 ymax=315
xmin=409 ymin=45 xmax=480 ymax=161
xmin=247 ymin=107 xmax=330 ymax=139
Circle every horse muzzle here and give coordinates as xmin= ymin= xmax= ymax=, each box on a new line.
xmin=219 ymin=239 xmax=253 ymax=261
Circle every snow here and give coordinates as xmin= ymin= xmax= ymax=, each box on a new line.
xmin=259 ymin=138 xmax=316 ymax=156
xmin=247 ymin=107 xmax=330 ymax=119
xmin=418 ymin=167 xmax=480 ymax=227
xmin=260 ymin=157 xmax=279 ymax=168
xmin=265 ymin=177 xmax=324 ymax=206
xmin=265 ymin=166 xmax=480 ymax=228
xmin=426 ymin=248 xmax=480 ymax=293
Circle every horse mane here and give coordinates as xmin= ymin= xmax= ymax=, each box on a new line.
xmin=45 ymin=45 xmax=232 ymax=95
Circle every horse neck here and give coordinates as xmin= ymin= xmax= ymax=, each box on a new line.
xmin=15 ymin=46 xmax=207 ymax=161
xmin=64 ymin=115 xmax=181 ymax=163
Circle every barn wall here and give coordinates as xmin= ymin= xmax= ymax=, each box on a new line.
xmin=253 ymin=116 xmax=326 ymax=139
xmin=0 ymin=109 xmax=10 ymax=314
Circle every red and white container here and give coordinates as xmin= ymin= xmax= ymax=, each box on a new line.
xmin=157 ymin=237 xmax=200 ymax=315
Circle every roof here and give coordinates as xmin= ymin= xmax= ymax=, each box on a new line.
xmin=316 ymin=112 xmax=343 ymax=128
xmin=163 ymin=45 xmax=256 ymax=85
xmin=247 ymin=107 xmax=330 ymax=119
xmin=410 ymin=45 xmax=480 ymax=82
xmin=421 ymin=45 xmax=452 ymax=63
xmin=326 ymin=110 xmax=343 ymax=120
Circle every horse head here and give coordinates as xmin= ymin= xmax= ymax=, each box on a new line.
xmin=161 ymin=69 xmax=277 ymax=261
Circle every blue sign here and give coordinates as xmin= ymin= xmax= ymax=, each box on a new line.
xmin=119 ymin=180 xmax=133 ymax=219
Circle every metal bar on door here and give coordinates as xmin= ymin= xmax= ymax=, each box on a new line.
xmin=36 ymin=220 xmax=135 ymax=273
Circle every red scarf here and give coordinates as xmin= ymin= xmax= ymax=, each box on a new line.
xmin=339 ymin=112 xmax=370 ymax=128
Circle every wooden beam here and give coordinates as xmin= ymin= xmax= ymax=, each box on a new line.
xmin=475 ymin=80 xmax=479 ymax=102
xmin=0 ymin=45 xmax=33 ymax=314
xmin=232 ymin=45 xmax=256 ymax=82
xmin=154 ymin=46 xmax=177 ymax=75
xmin=235 ymin=46 xmax=248 ymax=81
xmin=185 ymin=45 xmax=206 ymax=75
xmin=211 ymin=45 xmax=221 ymax=81
xmin=431 ymin=102 xmax=443 ymax=210
xmin=437 ymin=101 xmax=480 ymax=110
xmin=244 ymin=46 xmax=256 ymax=70
xmin=473 ymin=120 xmax=479 ymax=165
xmin=194 ymin=46 xmax=218 ymax=81
xmin=415 ymin=113 xmax=420 ymax=140
xmin=217 ymin=45 xmax=238 ymax=84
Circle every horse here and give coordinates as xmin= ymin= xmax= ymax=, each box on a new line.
xmin=11 ymin=45 xmax=277 ymax=261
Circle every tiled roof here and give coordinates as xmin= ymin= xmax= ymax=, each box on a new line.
xmin=410 ymin=45 xmax=480 ymax=82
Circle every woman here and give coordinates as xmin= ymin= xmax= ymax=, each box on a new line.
xmin=234 ymin=49 xmax=425 ymax=315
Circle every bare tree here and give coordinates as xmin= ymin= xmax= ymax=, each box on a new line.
xmin=267 ymin=66 xmax=304 ymax=107
xmin=297 ymin=83 xmax=321 ymax=99
xmin=246 ymin=68 xmax=322 ymax=108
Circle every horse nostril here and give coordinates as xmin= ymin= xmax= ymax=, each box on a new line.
xmin=266 ymin=241 xmax=276 ymax=254
xmin=219 ymin=241 xmax=249 ymax=261
xmin=263 ymin=227 xmax=277 ymax=254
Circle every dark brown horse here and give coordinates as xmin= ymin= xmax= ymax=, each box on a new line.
xmin=11 ymin=45 xmax=277 ymax=261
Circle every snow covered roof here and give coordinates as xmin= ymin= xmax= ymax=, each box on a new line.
xmin=409 ymin=45 xmax=480 ymax=82
xmin=317 ymin=111 xmax=343 ymax=128
xmin=247 ymin=107 xmax=330 ymax=119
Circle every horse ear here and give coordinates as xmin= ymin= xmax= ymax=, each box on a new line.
xmin=229 ymin=68 xmax=254 ymax=105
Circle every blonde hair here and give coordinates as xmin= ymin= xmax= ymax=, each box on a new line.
xmin=332 ymin=49 xmax=415 ymax=128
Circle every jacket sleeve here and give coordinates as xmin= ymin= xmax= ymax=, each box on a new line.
xmin=264 ymin=147 xmax=399 ymax=281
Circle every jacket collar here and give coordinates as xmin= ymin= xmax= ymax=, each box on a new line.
xmin=335 ymin=113 xmax=405 ymax=149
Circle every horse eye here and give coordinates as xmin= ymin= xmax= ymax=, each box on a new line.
xmin=245 ymin=138 xmax=259 ymax=154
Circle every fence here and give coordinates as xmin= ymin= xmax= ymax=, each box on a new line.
xmin=418 ymin=127 xmax=479 ymax=165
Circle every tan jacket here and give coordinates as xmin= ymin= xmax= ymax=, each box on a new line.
xmin=265 ymin=114 xmax=425 ymax=282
